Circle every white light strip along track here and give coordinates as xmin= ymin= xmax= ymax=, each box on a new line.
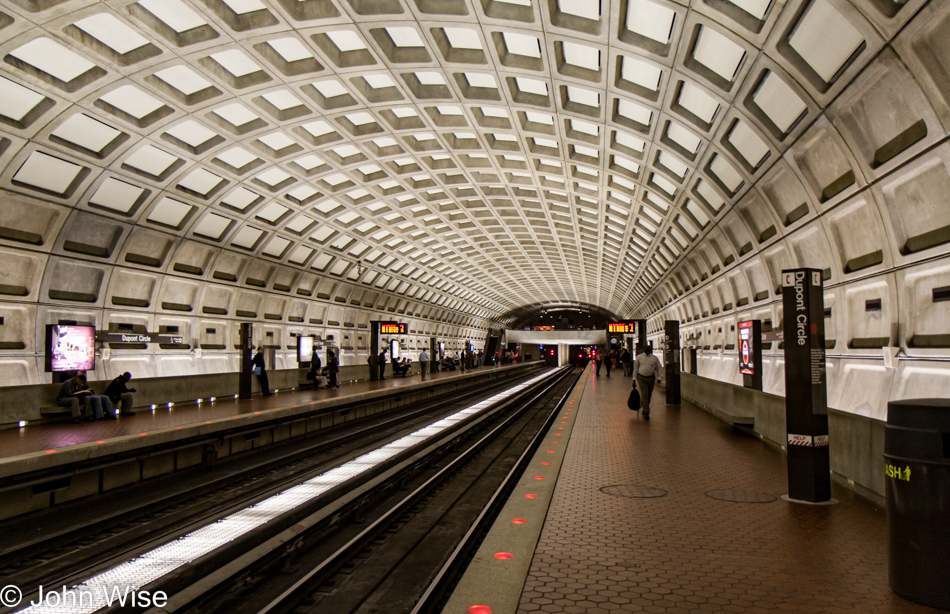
xmin=14 ymin=372 xmax=551 ymax=614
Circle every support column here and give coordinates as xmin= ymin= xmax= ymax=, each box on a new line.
xmin=781 ymin=268 xmax=832 ymax=504
xmin=369 ymin=321 xmax=380 ymax=382
xmin=637 ymin=320 xmax=647 ymax=354
xmin=664 ymin=320 xmax=681 ymax=406
xmin=430 ymin=337 xmax=438 ymax=373
xmin=239 ymin=323 xmax=253 ymax=400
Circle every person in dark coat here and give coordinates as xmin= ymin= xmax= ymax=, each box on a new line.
xmin=105 ymin=371 xmax=137 ymax=416
xmin=56 ymin=373 xmax=92 ymax=423
xmin=378 ymin=349 xmax=387 ymax=380
xmin=326 ymin=350 xmax=340 ymax=388
xmin=252 ymin=347 xmax=272 ymax=396
xmin=307 ymin=352 xmax=322 ymax=388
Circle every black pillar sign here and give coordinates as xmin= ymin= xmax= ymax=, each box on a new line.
xmin=664 ymin=320 xmax=681 ymax=406
xmin=239 ymin=323 xmax=253 ymax=400
xmin=370 ymin=321 xmax=380 ymax=382
xmin=738 ymin=320 xmax=762 ymax=391
xmin=781 ymin=268 xmax=831 ymax=503
xmin=637 ymin=320 xmax=648 ymax=355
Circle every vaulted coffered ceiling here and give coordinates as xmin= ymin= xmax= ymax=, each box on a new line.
xmin=0 ymin=0 xmax=910 ymax=321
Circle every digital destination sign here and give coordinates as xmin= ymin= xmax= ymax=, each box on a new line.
xmin=738 ymin=320 xmax=755 ymax=375
xmin=607 ymin=322 xmax=638 ymax=334
xmin=379 ymin=322 xmax=407 ymax=335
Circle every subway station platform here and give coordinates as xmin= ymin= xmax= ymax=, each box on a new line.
xmin=0 ymin=363 xmax=540 ymax=521
xmin=449 ymin=366 xmax=938 ymax=614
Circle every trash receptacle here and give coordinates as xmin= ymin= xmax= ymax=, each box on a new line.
xmin=884 ymin=398 xmax=950 ymax=610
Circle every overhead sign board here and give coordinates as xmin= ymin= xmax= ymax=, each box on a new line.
xmin=379 ymin=322 xmax=407 ymax=335
xmin=96 ymin=331 xmax=185 ymax=345
xmin=607 ymin=322 xmax=638 ymax=334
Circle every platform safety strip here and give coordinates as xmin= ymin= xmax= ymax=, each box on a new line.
xmin=442 ymin=366 xmax=592 ymax=614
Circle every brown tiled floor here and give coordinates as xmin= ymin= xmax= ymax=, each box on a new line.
xmin=0 ymin=367 xmax=480 ymax=459
xmin=518 ymin=370 xmax=938 ymax=614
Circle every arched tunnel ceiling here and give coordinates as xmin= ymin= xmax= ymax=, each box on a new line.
xmin=502 ymin=301 xmax=620 ymax=329
xmin=0 ymin=0 xmax=945 ymax=325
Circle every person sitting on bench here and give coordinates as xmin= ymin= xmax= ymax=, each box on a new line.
xmin=106 ymin=372 xmax=137 ymax=417
xmin=57 ymin=372 xmax=116 ymax=421
xmin=56 ymin=373 xmax=92 ymax=423
xmin=392 ymin=358 xmax=412 ymax=376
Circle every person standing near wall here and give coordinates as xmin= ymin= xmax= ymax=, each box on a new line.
xmin=326 ymin=349 xmax=340 ymax=388
xmin=633 ymin=346 xmax=661 ymax=420
xmin=252 ymin=347 xmax=272 ymax=397
xmin=378 ymin=348 xmax=387 ymax=380
xmin=419 ymin=348 xmax=429 ymax=381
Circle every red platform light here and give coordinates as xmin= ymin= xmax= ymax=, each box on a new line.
xmin=540 ymin=461 xmax=550 ymax=465
xmin=511 ymin=518 xmax=527 ymax=524
xmin=524 ymin=494 xmax=538 ymax=499
xmin=494 ymin=552 xmax=514 ymax=560
xmin=467 ymin=606 xmax=493 ymax=614
xmin=96 ymin=441 xmax=105 ymax=444
xmin=533 ymin=476 xmax=545 ymax=480
xmin=44 ymin=450 xmax=56 ymax=454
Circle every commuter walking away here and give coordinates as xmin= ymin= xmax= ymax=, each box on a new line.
xmin=605 ymin=350 xmax=612 ymax=377
xmin=327 ymin=350 xmax=340 ymax=388
xmin=594 ymin=352 xmax=602 ymax=375
xmin=378 ymin=349 xmax=387 ymax=380
xmin=419 ymin=348 xmax=429 ymax=381
xmin=106 ymin=371 xmax=137 ymax=416
xmin=634 ymin=346 xmax=662 ymax=419
xmin=621 ymin=348 xmax=632 ymax=377
xmin=252 ymin=346 xmax=272 ymax=396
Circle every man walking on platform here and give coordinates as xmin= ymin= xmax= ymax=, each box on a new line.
xmin=378 ymin=348 xmax=387 ymax=380
xmin=633 ymin=346 xmax=661 ymax=419
xmin=419 ymin=348 xmax=429 ymax=381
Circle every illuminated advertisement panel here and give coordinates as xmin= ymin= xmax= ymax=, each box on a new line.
xmin=46 ymin=324 xmax=96 ymax=372
xmin=379 ymin=322 xmax=407 ymax=335
xmin=390 ymin=339 xmax=401 ymax=361
xmin=738 ymin=320 xmax=755 ymax=375
xmin=607 ymin=322 xmax=638 ymax=334
xmin=297 ymin=336 xmax=314 ymax=363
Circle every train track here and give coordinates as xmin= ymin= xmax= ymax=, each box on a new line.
xmin=186 ymin=366 xmax=580 ymax=614
xmin=0 ymin=368 xmax=550 ymax=614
